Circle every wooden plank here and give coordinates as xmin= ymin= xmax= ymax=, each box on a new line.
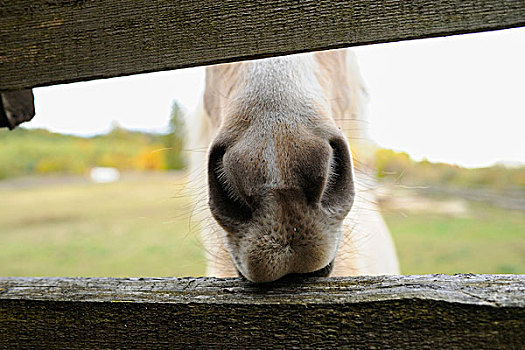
xmin=1 ymin=1 xmax=524 ymax=91
xmin=1 ymin=274 xmax=524 ymax=348
xmin=0 ymin=90 xmax=35 ymax=129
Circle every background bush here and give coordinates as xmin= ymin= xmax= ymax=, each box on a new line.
xmin=0 ymin=102 xmax=187 ymax=179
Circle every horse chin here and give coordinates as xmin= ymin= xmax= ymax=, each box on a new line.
xmin=228 ymin=231 xmax=340 ymax=283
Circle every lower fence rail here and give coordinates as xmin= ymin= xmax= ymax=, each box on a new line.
xmin=1 ymin=274 xmax=523 ymax=349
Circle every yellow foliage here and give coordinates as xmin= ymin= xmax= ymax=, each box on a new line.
xmin=134 ymin=146 xmax=167 ymax=170
xmin=97 ymin=153 xmax=134 ymax=169
xmin=35 ymin=157 xmax=86 ymax=174
xmin=36 ymin=159 xmax=58 ymax=174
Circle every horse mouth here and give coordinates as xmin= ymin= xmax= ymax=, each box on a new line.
xmin=236 ymin=259 xmax=335 ymax=283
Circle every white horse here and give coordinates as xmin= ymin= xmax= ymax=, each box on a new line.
xmin=188 ymin=49 xmax=399 ymax=282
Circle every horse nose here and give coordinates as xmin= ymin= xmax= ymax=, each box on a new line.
xmin=319 ymin=137 xmax=355 ymax=211
xmin=207 ymin=135 xmax=354 ymax=228
xmin=207 ymin=143 xmax=254 ymax=226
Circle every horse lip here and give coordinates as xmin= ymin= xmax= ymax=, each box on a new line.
xmin=236 ymin=259 xmax=335 ymax=283
xmin=286 ymin=259 xmax=335 ymax=278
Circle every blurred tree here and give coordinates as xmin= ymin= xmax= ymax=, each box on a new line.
xmin=164 ymin=101 xmax=186 ymax=170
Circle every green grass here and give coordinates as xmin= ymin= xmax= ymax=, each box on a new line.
xmin=383 ymin=201 xmax=525 ymax=274
xmin=1 ymin=172 xmax=523 ymax=277
xmin=0 ymin=172 xmax=205 ymax=277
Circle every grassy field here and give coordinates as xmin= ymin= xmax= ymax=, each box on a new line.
xmin=1 ymin=172 xmax=523 ymax=277
xmin=384 ymin=200 xmax=524 ymax=275
xmin=0 ymin=172 xmax=206 ymax=277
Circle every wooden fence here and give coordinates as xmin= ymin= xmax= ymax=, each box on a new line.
xmin=1 ymin=275 xmax=524 ymax=348
xmin=1 ymin=0 xmax=525 ymax=127
xmin=1 ymin=0 xmax=525 ymax=90
xmin=1 ymin=0 xmax=524 ymax=348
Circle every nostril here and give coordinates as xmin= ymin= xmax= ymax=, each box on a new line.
xmin=321 ymin=137 xmax=354 ymax=209
xmin=208 ymin=144 xmax=253 ymax=224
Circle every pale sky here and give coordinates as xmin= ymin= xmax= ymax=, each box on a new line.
xmin=27 ymin=27 xmax=525 ymax=168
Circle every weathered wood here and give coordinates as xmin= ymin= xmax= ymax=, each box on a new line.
xmin=1 ymin=274 xmax=523 ymax=349
xmin=1 ymin=1 xmax=524 ymax=91
xmin=0 ymin=89 xmax=35 ymax=129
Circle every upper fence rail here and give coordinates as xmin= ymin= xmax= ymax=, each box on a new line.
xmin=1 ymin=0 xmax=525 ymax=91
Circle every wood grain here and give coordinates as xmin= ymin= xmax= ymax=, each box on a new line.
xmin=1 ymin=274 xmax=524 ymax=348
xmin=1 ymin=0 xmax=524 ymax=90
xmin=0 ymin=89 xmax=35 ymax=128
